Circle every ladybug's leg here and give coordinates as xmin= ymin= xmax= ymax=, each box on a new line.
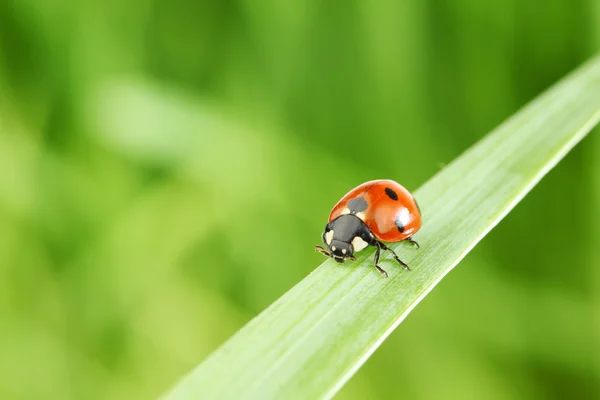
xmin=315 ymin=245 xmax=331 ymax=257
xmin=372 ymin=243 xmax=389 ymax=278
xmin=315 ymin=245 xmax=357 ymax=262
xmin=405 ymin=237 xmax=420 ymax=249
xmin=376 ymin=241 xmax=411 ymax=271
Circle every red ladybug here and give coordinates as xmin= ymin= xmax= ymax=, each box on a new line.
xmin=315 ymin=179 xmax=422 ymax=277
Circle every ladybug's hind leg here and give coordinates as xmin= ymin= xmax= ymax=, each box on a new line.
xmin=374 ymin=240 xmax=411 ymax=272
xmin=405 ymin=237 xmax=420 ymax=249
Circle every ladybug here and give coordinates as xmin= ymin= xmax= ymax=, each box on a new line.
xmin=315 ymin=179 xmax=422 ymax=277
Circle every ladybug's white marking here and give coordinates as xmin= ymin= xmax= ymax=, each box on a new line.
xmin=396 ymin=208 xmax=411 ymax=228
xmin=341 ymin=208 xmax=350 ymax=215
xmin=351 ymin=236 xmax=369 ymax=252
xmin=325 ymin=230 xmax=334 ymax=245
xmin=356 ymin=211 xmax=366 ymax=221
xmin=332 ymin=246 xmax=336 ymax=251
xmin=342 ymin=248 xmax=347 ymax=254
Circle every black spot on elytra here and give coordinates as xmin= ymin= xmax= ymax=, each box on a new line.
xmin=396 ymin=219 xmax=406 ymax=233
xmin=385 ymin=187 xmax=398 ymax=201
xmin=348 ymin=197 xmax=368 ymax=213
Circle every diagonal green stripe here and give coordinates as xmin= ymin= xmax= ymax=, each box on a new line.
xmin=161 ymin=54 xmax=600 ymax=400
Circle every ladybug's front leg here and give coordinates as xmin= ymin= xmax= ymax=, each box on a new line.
xmin=315 ymin=245 xmax=331 ymax=258
xmin=375 ymin=240 xmax=411 ymax=272
xmin=372 ymin=243 xmax=389 ymax=278
xmin=315 ymin=245 xmax=356 ymax=262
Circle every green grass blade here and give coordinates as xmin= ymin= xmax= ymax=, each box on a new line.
xmin=161 ymin=55 xmax=600 ymax=400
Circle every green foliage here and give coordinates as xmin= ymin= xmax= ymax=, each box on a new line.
xmin=160 ymin=57 xmax=600 ymax=400
xmin=1 ymin=1 xmax=599 ymax=400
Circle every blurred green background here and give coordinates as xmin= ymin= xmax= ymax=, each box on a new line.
xmin=1 ymin=1 xmax=599 ymax=399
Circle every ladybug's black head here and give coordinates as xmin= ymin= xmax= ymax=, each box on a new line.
xmin=326 ymin=237 xmax=354 ymax=262
xmin=316 ymin=215 xmax=374 ymax=263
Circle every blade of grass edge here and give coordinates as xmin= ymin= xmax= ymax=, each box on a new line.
xmin=161 ymin=55 xmax=600 ymax=400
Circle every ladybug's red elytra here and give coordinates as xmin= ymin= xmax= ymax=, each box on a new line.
xmin=315 ymin=179 xmax=422 ymax=277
